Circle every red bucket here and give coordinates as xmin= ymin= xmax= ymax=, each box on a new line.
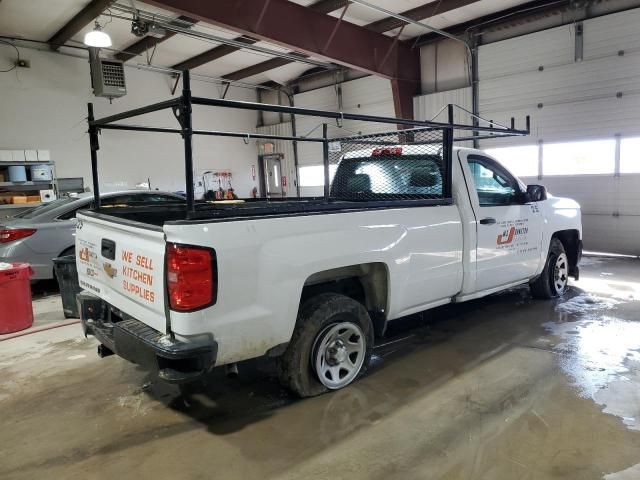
xmin=0 ymin=263 xmax=34 ymax=334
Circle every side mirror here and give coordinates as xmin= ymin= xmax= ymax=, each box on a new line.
xmin=526 ymin=184 xmax=547 ymax=202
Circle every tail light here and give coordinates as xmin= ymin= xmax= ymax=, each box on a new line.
xmin=0 ymin=228 xmax=37 ymax=244
xmin=166 ymin=243 xmax=216 ymax=312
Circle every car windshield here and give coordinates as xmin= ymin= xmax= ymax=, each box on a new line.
xmin=13 ymin=198 xmax=76 ymax=219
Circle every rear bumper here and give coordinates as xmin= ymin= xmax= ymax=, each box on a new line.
xmin=78 ymin=291 xmax=217 ymax=383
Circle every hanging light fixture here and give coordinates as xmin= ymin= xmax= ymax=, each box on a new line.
xmin=84 ymin=21 xmax=112 ymax=48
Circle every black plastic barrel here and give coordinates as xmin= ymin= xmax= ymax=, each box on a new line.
xmin=53 ymin=255 xmax=81 ymax=319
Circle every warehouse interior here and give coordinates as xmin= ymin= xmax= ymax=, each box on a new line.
xmin=1 ymin=0 xmax=640 ymax=478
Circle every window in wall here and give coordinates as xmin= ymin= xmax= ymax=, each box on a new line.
xmin=298 ymin=165 xmax=338 ymax=187
xmin=543 ymin=139 xmax=615 ymax=175
xmin=484 ymin=145 xmax=539 ymax=177
xmin=620 ymin=137 xmax=640 ymax=174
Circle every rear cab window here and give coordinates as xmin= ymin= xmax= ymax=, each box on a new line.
xmin=330 ymin=150 xmax=444 ymax=201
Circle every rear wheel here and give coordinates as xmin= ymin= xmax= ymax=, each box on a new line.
xmin=277 ymin=293 xmax=373 ymax=398
xmin=530 ymin=238 xmax=569 ymax=299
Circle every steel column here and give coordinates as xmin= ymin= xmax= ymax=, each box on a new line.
xmin=390 ymin=78 xmax=421 ymax=125
xmin=470 ymin=37 xmax=480 ymax=149
xmin=87 ymin=103 xmax=101 ymax=208
xmin=323 ymin=123 xmax=330 ymax=201
xmin=181 ymin=71 xmax=195 ymax=214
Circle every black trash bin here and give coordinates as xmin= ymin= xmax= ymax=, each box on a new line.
xmin=53 ymin=255 xmax=82 ymax=319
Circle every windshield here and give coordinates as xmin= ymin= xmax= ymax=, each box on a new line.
xmin=13 ymin=198 xmax=76 ymax=219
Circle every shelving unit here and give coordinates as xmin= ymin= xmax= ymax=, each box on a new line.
xmin=0 ymin=181 xmax=55 ymax=188
xmin=0 ymin=159 xmax=57 ymax=218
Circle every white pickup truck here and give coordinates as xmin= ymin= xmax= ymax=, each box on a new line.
xmin=76 ymin=143 xmax=581 ymax=397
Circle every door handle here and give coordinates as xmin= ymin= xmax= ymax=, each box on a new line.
xmin=479 ymin=217 xmax=496 ymax=225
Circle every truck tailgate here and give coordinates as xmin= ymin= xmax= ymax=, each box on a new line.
xmin=76 ymin=212 xmax=167 ymax=333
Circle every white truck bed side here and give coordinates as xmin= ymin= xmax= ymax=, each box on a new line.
xmin=165 ymin=205 xmax=463 ymax=364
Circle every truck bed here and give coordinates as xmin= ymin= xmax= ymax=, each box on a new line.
xmin=90 ymin=196 xmax=452 ymax=227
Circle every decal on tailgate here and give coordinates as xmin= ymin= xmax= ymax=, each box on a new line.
xmin=120 ymin=249 xmax=156 ymax=303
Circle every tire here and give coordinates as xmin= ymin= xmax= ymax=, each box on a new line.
xmin=277 ymin=293 xmax=374 ymax=398
xmin=530 ymin=237 xmax=569 ymax=299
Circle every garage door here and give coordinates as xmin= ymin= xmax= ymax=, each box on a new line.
xmin=478 ymin=8 xmax=640 ymax=255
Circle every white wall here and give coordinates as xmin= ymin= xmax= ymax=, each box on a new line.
xmin=293 ymin=75 xmax=395 ymax=196
xmin=414 ymin=87 xmax=474 ymax=147
xmin=478 ymin=8 xmax=640 ymax=145
xmin=0 ymin=48 xmax=259 ymax=197
xmin=420 ymin=39 xmax=471 ymax=94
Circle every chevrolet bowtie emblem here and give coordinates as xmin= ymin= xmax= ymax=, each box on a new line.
xmin=103 ymin=262 xmax=117 ymax=279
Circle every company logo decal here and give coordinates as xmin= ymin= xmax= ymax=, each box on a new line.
xmin=79 ymin=247 xmax=90 ymax=262
xmin=103 ymin=262 xmax=117 ymax=279
xmin=496 ymin=226 xmax=529 ymax=245
xmin=494 ymin=218 xmax=537 ymax=255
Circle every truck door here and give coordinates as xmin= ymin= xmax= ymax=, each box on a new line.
xmin=461 ymin=153 xmax=544 ymax=292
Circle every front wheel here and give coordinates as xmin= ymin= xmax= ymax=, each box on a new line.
xmin=277 ymin=293 xmax=374 ymax=398
xmin=530 ymin=238 xmax=569 ymax=299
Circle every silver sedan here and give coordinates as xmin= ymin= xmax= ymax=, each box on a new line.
xmin=0 ymin=190 xmax=184 ymax=280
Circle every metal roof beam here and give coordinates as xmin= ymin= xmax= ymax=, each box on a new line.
xmin=48 ymin=0 xmax=115 ymax=50
xmin=220 ymin=0 xmax=477 ymax=82
xmin=114 ymin=15 xmax=196 ymax=62
xmin=172 ymin=36 xmax=258 ymax=71
xmin=366 ymin=0 xmax=478 ymax=33
xmin=146 ymin=0 xmax=419 ymax=81
xmin=412 ymin=0 xmax=573 ymax=45
xmin=169 ymin=0 xmax=349 ymax=72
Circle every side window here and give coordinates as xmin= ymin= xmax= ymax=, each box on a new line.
xmin=468 ymin=157 xmax=520 ymax=207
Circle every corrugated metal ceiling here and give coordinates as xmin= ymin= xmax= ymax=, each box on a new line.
xmin=0 ymin=0 xmax=533 ymax=85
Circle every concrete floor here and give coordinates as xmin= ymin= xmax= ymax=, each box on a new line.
xmin=2 ymin=256 xmax=640 ymax=480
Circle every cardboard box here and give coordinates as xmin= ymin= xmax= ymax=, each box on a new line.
xmin=27 ymin=195 xmax=41 ymax=203
xmin=24 ymin=150 xmax=38 ymax=162
xmin=11 ymin=150 xmax=25 ymax=162
xmin=37 ymin=150 xmax=51 ymax=161
xmin=11 ymin=196 xmax=27 ymax=204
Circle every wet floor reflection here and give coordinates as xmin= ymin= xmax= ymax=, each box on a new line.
xmin=2 ymin=256 xmax=640 ymax=479
xmin=545 ymin=315 xmax=640 ymax=397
